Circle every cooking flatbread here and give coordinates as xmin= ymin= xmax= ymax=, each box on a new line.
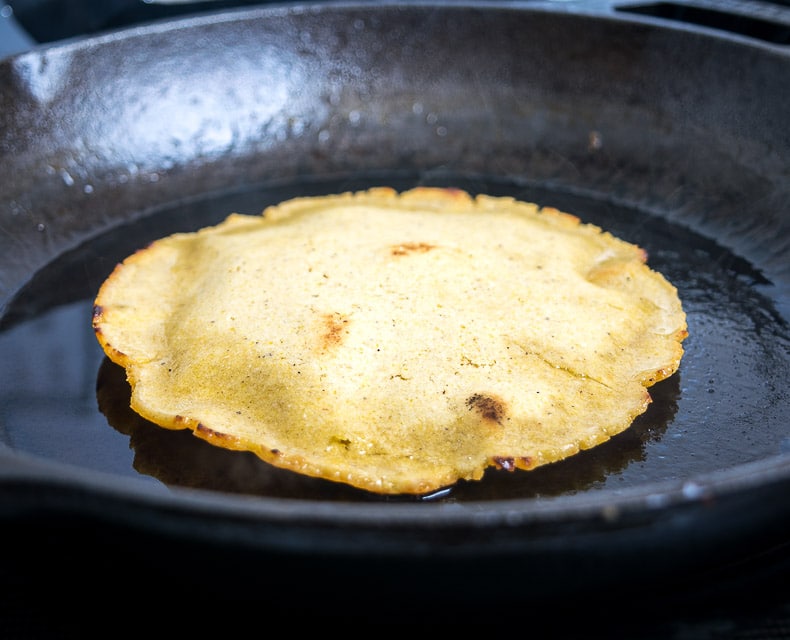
xmin=93 ymin=186 xmax=687 ymax=495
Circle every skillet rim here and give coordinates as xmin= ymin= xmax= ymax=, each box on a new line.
xmin=0 ymin=1 xmax=788 ymax=556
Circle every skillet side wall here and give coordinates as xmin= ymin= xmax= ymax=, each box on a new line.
xmin=0 ymin=5 xmax=788 ymax=309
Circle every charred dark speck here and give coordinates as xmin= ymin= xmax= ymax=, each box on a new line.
xmin=493 ymin=456 xmax=515 ymax=471
xmin=466 ymin=393 xmax=508 ymax=424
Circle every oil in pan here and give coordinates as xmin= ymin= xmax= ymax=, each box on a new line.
xmin=1 ymin=174 xmax=788 ymax=502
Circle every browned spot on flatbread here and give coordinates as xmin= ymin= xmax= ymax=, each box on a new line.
xmin=318 ymin=311 xmax=351 ymax=352
xmin=390 ymin=242 xmax=437 ymax=256
xmin=493 ymin=456 xmax=515 ymax=471
xmin=493 ymin=455 xmax=534 ymax=471
xmin=466 ymin=393 xmax=508 ymax=425
xmin=193 ymin=422 xmax=247 ymax=451
xmin=196 ymin=422 xmax=231 ymax=440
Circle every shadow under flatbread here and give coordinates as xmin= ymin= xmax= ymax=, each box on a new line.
xmin=96 ymin=356 xmax=680 ymax=502
xmin=95 ymin=357 xmax=381 ymax=502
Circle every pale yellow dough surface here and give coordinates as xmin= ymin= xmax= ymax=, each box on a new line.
xmin=93 ymin=187 xmax=688 ymax=494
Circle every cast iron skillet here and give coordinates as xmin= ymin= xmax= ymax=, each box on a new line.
xmin=0 ymin=0 xmax=789 ymax=609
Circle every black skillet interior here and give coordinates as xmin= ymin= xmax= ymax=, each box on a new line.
xmin=0 ymin=1 xmax=789 ymax=604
